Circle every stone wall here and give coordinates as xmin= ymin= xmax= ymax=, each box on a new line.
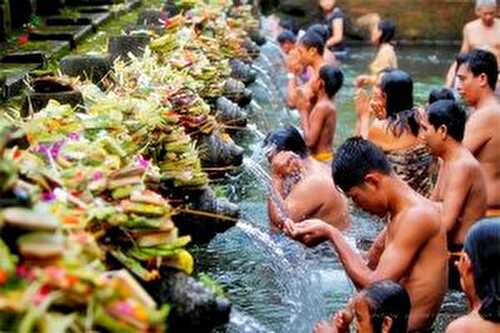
xmin=270 ymin=0 xmax=494 ymax=41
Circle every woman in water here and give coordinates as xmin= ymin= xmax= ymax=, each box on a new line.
xmin=355 ymin=69 xmax=437 ymax=197
xmin=314 ymin=280 xmax=411 ymax=333
xmin=355 ymin=19 xmax=397 ymax=88
xmin=319 ymin=0 xmax=347 ymax=59
xmin=446 ymin=218 xmax=500 ymax=333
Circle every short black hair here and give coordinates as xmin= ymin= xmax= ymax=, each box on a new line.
xmin=333 ymin=137 xmax=392 ymax=192
xmin=364 ymin=280 xmax=411 ymax=333
xmin=378 ymin=20 xmax=396 ymax=45
xmin=277 ymin=30 xmax=296 ymax=45
xmin=263 ymin=126 xmax=308 ymax=158
xmin=428 ymin=87 xmax=456 ymax=105
xmin=306 ymin=24 xmax=329 ymax=44
xmin=300 ymin=30 xmax=325 ymax=56
xmin=457 ymin=49 xmax=499 ymax=91
xmin=427 ymin=100 xmax=467 ymax=142
xmin=319 ymin=65 xmax=343 ymax=98
xmin=279 ymin=18 xmax=299 ymax=36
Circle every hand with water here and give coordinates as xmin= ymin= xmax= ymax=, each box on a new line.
xmin=286 ymin=49 xmax=304 ymax=75
xmin=333 ymin=309 xmax=353 ymax=333
xmin=355 ymin=75 xmax=371 ymax=88
xmin=286 ymin=218 xmax=334 ymax=247
xmin=354 ymin=88 xmax=370 ymax=117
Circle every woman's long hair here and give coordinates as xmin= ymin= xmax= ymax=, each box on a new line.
xmin=464 ymin=218 xmax=500 ymax=323
xmin=380 ymin=68 xmax=419 ymax=137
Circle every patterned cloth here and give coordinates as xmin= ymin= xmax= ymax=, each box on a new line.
xmin=384 ymin=144 xmax=437 ymax=198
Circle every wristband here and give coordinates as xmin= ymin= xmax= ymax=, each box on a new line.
xmin=287 ymin=73 xmax=295 ymax=80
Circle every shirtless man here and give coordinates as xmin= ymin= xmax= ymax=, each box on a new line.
xmin=287 ymin=31 xmax=327 ymax=110
xmin=456 ymin=49 xmax=500 ymax=216
xmin=285 ymin=137 xmax=448 ymax=332
xmin=419 ymin=100 xmax=487 ymax=289
xmin=296 ymin=65 xmax=343 ymax=163
xmin=263 ymin=127 xmax=349 ymax=231
xmin=446 ymin=0 xmax=500 ymax=96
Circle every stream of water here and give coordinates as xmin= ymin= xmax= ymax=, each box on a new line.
xmin=192 ymin=42 xmax=468 ymax=333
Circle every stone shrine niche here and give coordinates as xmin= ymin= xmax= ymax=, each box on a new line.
xmin=33 ymin=0 xmax=64 ymax=16
xmin=9 ymin=0 xmax=33 ymax=28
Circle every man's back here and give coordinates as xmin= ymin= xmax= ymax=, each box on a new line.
xmin=289 ymin=160 xmax=349 ymax=229
xmin=387 ymin=198 xmax=448 ymax=330
xmin=308 ymin=99 xmax=336 ymax=159
xmin=433 ymin=148 xmax=487 ymax=244
xmin=464 ymin=101 xmax=500 ymax=210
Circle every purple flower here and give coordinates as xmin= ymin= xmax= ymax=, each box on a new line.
xmin=42 ymin=191 xmax=56 ymax=202
xmin=68 ymin=132 xmax=79 ymax=141
xmin=136 ymin=155 xmax=150 ymax=169
xmin=50 ymin=141 xmax=65 ymax=159
xmin=92 ymin=171 xmax=103 ymax=181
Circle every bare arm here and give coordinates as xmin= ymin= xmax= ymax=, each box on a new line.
xmin=300 ymin=104 xmax=329 ymax=149
xmin=326 ymin=19 xmax=343 ymax=47
xmin=446 ymin=26 xmax=471 ymax=87
xmin=463 ymin=114 xmax=491 ymax=157
xmin=288 ymin=209 xmax=435 ymax=290
xmin=366 ymin=227 xmax=387 ymax=270
xmin=441 ymin=167 xmax=473 ymax=233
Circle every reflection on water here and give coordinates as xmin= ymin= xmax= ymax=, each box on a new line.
xmin=193 ymin=43 xmax=467 ymax=333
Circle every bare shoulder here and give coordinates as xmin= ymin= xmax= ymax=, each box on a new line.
xmin=315 ymin=100 xmax=336 ymax=114
xmin=464 ymin=19 xmax=481 ymax=32
xmin=446 ymin=315 xmax=482 ymax=333
xmin=397 ymin=203 xmax=440 ymax=236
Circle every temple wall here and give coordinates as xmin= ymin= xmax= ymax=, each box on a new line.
xmin=273 ymin=0 xmax=493 ymax=41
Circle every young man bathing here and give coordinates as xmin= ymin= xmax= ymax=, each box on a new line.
xmin=296 ymin=65 xmax=343 ymax=163
xmin=456 ymin=49 xmax=500 ymax=216
xmin=285 ymin=137 xmax=448 ymax=332
xmin=264 ymin=127 xmax=349 ymax=231
xmin=419 ymin=99 xmax=487 ymax=289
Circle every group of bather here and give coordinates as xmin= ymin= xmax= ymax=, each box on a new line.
xmin=263 ymin=0 xmax=500 ymax=332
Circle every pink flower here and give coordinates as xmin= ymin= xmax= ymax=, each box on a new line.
xmin=92 ymin=171 xmax=103 ymax=181
xmin=41 ymin=191 xmax=56 ymax=202
xmin=136 ymin=155 xmax=150 ymax=169
xmin=68 ymin=132 xmax=80 ymax=141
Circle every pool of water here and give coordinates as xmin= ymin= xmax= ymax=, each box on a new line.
xmin=192 ymin=43 xmax=467 ymax=333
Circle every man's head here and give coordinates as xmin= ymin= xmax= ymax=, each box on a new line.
xmin=263 ymin=126 xmax=308 ymax=162
xmin=418 ymin=100 xmax=467 ymax=156
xmin=277 ymin=30 xmax=297 ymax=54
xmin=456 ymin=49 xmax=498 ymax=106
xmin=311 ymin=65 xmax=344 ymax=99
xmin=475 ymin=0 xmax=497 ymax=27
xmin=333 ymin=137 xmax=393 ymax=217
xmin=428 ymin=87 xmax=456 ymax=105
xmin=319 ymin=0 xmax=336 ymax=12
xmin=298 ymin=31 xmax=325 ymax=66
xmin=353 ymin=280 xmax=411 ymax=333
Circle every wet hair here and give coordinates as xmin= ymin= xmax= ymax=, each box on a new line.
xmin=364 ymin=280 xmax=411 ymax=333
xmin=426 ymin=100 xmax=466 ymax=142
xmin=464 ymin=218 xmax=500 ymax=323
xmin=306 ymin=23 xmax=330 ymax=44
xmin=380 ymin=69 xmax=420 ymax=137
xmin=456 ymin=49 xmax=499 ymax=91
xmin=476 ymin=0 xmax=497 ymax=9
xmin=319 ymin=65 xmax=344 ymax=98
xmin=277 ymin=30 xmax=297 ymax=45
xmin=263 ymin=126 xmax=308 ymax=158
xmin=333 ymin=137 xmax=392 ymax=192
xmin=377 ymin=20 xmax=396 ymax=45
xmin=300 ymin=30 xmax=326 ymax=56
xmin=428 ymin=87 xmax=456 ymax=105
xmin=279 ymin=18 xmax=299 ymax=36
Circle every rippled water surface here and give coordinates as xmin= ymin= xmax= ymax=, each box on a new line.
xmin=192 ymin=42 xmax=467 ymax=333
